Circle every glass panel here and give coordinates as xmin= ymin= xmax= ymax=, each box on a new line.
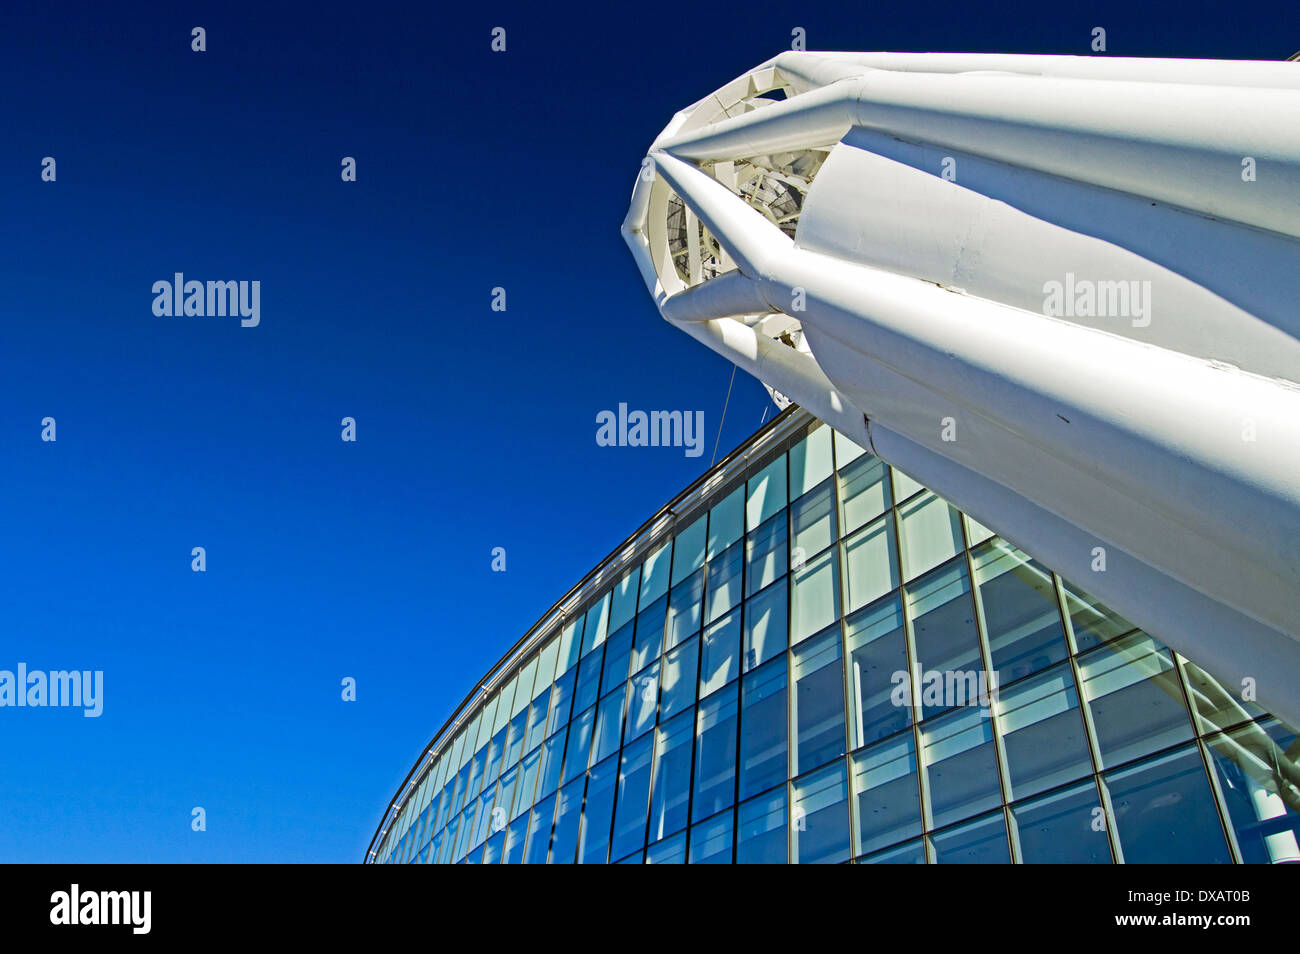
xmin=648 ymin=709 xmax=695 ymax=842
xmin=546 ymin=670 xmax=575 ymax=737
xmin=548 ymin=777 xmax=585 ymax=864
xmin=514 ymin=749 xmax=540 ymax=819
xmin=693 ymin=684 xmax=740 ymax=822
xmin=557 ymin=616 xmax=583 ymax=677
xmin=582 ymin=592 xmax=611 ymax=656
xmin=839 ymin=453 xmax=890 ymax=536
xmin=965 ymin=514 xmax=996 ymax=546
xmin=792 ymin=760 xmax=851 ymax=864
xmin=601 ymin=622 xmax=634 ymax=696
xmin=851 ymin=734 xmax=922 ymax=856
xmin=660 ymin=635 xmax=698 ymax=720
xmin=1061 ymin=578 xmax=1134 ymax=652
xmin=1205 ymin=718 xmax=1300 ymax=864
xmin=897 ymin=491 xmax=963 ymax=582
xmin=1104 ymin=745 xmax=1231 ymax=863
xmin=1183 ymin=660 xmax=1267 ymax=734
xmin=666 ymin=567 xmax=705 ymax=650
xmin=739 ymin=658 xmax=788 ymax=801
xmin=861 ymin=837 xmax=926 ymax=864
xmin=746 ymin=454 xmax=787 ymax=532
xmin=997 ymin=663 xmax=1093 ymax=800
xmin=700 ymin=608 xmax=742 ymax=698
xmin=930 ymin=811 xmax=1010 ymax=864
xmin=578 ymin=755 xmax=619 ymax=864
xmin=631 ymin=595 xmax=667 ymax=673
xmin=746 ymin=509 xmax=788 ymax=597
xmin=907 ymin=559 xmax=982 ymax=721
xmin=592 ymin=686 xmax=628 ymax=765
xmin=645 ymin=830 xmax=687 ymax=864
xmin=522 ymin=795 xmax=556 ymax=864
xmin=791 ymin=425 xmax=833 ymax=499
xmin=625 ymin=662 xmax=660 ymax=742
xmin=973 ymin=539 xmax=1068 ymax=682
xmin=790 ymin=546 xmax=840 ymax=645
xmin=524 ymin=690 xmax=550 ymax=754
xmin=920 ymin=706 xmax=1002 ymax=830
xmin=502 ymin=812 xmax=530 ymax=864
xmin=1077 ymin=631 xmax=1193 ymax=768
xmin=844 ymin=514 xmax=898 ymax=614
xmin=671 ymin=514 xmax=707 ymax=586
xmin=689 ymin=811 xmax=735 ymax=864
xmin=537 ymin=727 xmax=567 ymax=801
xmin=892 ymin=466 xmax=924 ymax=504
xmin=705 ymin=540 xmax=744 ymax=624
xmin=610 ymin=566 xmax=641 ymax=632
xmin=708 ymin=485 xmax=745 ymax=559
xmin=503 ymin=708 xmax=528 ymax=770
xmin=744 ymin=578 xmax=788 ymax=673
xmin=511 ymin=658 xmax=538 ymax=718
xmin=640 ymin=540 xmax=672 ymax=606
xmin=845 ymin=596 xmax=911 ymax=748
xmin=1011 ymin=780 xmax=1111 ymax=863
xmin=791 ymin=626 xmax=846 ymax=775
xmin=610 ymin=734 xmax=655 ymax=862
xmin=834 ymin=429 xmax=867 ymax=467
xmin=737 ymin=788 xmax=788 ymax=863
xmin=791 ymin=479 xmax=837 ymax=561
xmin=562 ymin=706 xmax=595 ymax=783
xmin=572 ymin=644 xmax=605 ymax=716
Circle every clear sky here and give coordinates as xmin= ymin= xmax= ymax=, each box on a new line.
xmin=0 ymin=0 xmax=1292 ymax=862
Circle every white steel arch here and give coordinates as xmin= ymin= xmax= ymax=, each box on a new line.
xmin=623 ymin=51 xmax=1300 ymax=729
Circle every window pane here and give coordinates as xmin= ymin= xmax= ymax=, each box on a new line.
xmin=792 ymin=760 xmax=851 ymax=864
xmin=844 ymin=514 xmax=898 ymax=614
xmin=791 ymin=547 xmax=840 ymax=644
xmin=1183 ymin=660 xmax=1267 ymax=735
xmin=1061 ymin=578 xmax=1134 ymax=652
xmin=501 ymin=812 xmax=530 ymax=864
xmin=705 ymin=540 xmax=744 ymax=624
xmin=625 ymin=662 xmax=660 ymax=743
xmin=648 ymin=709 xmax=695 ymax=842
xmin=610 ymin=566 xmax=641 ymax=632
xmin=747 ymin=454 xmax=787 ymax=532
xmin=522 ymin=794 xmax=555 ymax=864
xmin=1011 ymin=780 xmax=1111 ymax=863
xmin=537 ymin=726 xmax=567 ymax=801
xmin=852 ymin=734 xmax=922 ymax=856
xmin=744 ymin=578 xmax=788 ymax=673
xmin=610 ymin=734 xmax=654 ymax=861
xmin=1078 ymin=631 xmax=1193 ymax=768
xmin=563 ymin=706 xmax=595 ymax=783
xmin=997 ymin=664 xmax=1093 ymax=800
xmin=592 ymin=687 xmax=628 ymax=765
xmin=846 ymin=596 xmax=911 ymax=748
xmin=746 ymin=509 xmax=788 ymax=597
xmin=578 ymin=755 xmax=619 ymax=864
xmin=739 ymin=658 xmax=788 ymax=801
xmin=791 ymin=426 xmax=833 ymax=499
xmin=930 ymin=811 xmax=1010 ymax=864
xmin=572 ymin=643 xmax=605 ymax=715
xmin=973 ymin=539 xmax=1068 ymax=682
xmin=1104 ymin=745 xmax=1231 ymax=863
xmin=700 ymin=608 xmax=742 ymax=698
xmin=834 ymin=429 xmax=868 ymax=467
xmin=666 ymin=567 xmax=705 ymax=650
xmin=557 ymin=617 xmax=583 ymax=677
xmin=737 ymin=788 xmax=788 ymax=863
xmin=1205 ymin=718 xmax=1300 ymax=864
xmin=907 ymin=559 xmax=981 ymax=721
xmin=839 ymin=453 xmax=891 ymax=535
xmin=708 ymin=485 xmax=745 ymax=559
xmin=861 ymin=837 xmax=926 ymax=864
xmin=601 ymin=622 xmax=634 ymax=696
xmin=791 ymin=626 xmax=846 ymax=776
xmin=920 ymin=706 xmax=1002 ymax=829
xmin=671 ymin=514 xmax=707 ymax=586
xmin=660 ymin=636 xmax=699 ymax=720
xmin=892 ymin=466 xmax=924 ymax=504
xmin=640 ymin=540 xmax=672 ymax=606
xmin=549 ymin=777 xmax=585 ymax=864
xmin=791 ymin=479 xmax=837 ymax=561
xmin=546 ymin=670 xmax=575 ymax=737
xmin=690 ymin=811 xmax=735 ymax=863
xmin=582 ymin=592 xmax=611 ymax=656
xmin=897 ymin=491 xmax=963 ymax=582
xmin=631 ymin=595 xmax=667 ymax=673
xmin=645 ymin=830 xmax=687 ymax=864
xmin=693 ymin=685 xmax=740 ymax=822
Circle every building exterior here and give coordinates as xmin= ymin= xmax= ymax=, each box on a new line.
xmin=366 ymin=407 xmax=1300 ymax=864
xmin=622 ymin=52 xmax=1300 ymax=731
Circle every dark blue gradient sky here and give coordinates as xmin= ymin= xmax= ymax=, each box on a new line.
xmin=0 ymin=0 xmax=1293 ymax=862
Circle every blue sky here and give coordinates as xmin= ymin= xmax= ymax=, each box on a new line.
xmin=0 ymin=1 xmax=1292 ymax=862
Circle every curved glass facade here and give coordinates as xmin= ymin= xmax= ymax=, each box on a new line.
xmin=368 ymin=408 xmax=1300 ymax=864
